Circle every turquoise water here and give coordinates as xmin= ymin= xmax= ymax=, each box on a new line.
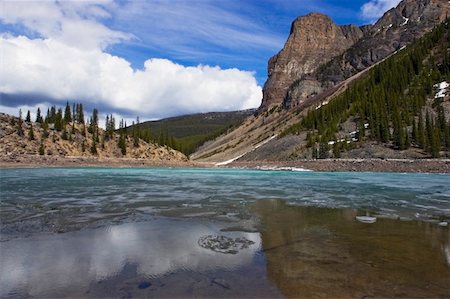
xmin=1 ymin=168 xmax=449 ymax=233
xmin=1 ymin=168 xmax=449 ymax=298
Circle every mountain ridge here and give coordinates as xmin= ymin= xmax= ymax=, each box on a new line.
xmin=192 ymin=0 xmax=450 ymax=164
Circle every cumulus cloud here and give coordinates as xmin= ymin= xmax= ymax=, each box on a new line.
xmin=0 ymin=1 xmax=262 ymax=120
xmin=0 ymin=0 xmax=131 ymax=50
xmin=0 ymin=35 xmax=262 ymax=119
xmin=360 ymin=0 xmax=401 ymax=23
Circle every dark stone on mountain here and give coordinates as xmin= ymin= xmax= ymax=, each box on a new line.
xmin=260 ymin=13 xmax=363 ymax=111
xmin=260 ymin=0 xmax=450 ymax=111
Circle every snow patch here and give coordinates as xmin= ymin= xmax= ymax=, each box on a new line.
xmin=315 ymin=100 xmax=329 ymax=110
xmin=256 ymin=166 xmax=312 ymax=172
xmin=215 ymin=134 xmax=278 ymax=166
xmin=401 ymin=17 xmax=409 ymax=26
xmin=434 ymin=81 xmax=449 ymax=99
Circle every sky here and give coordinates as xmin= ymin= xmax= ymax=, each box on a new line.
xmin=0 ymin=0 xmax=401 ymax=123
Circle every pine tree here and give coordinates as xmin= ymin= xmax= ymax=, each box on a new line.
xmin=418 ymin=113 xmax=425 ymax=148
xmin=425 ymin=111 xmax=433 ymax=150
xmin=431 ymin=127 xmax=441 ymax=158
xmin=412 ymin=118 xmax=418 ymax=145
xmin=17 ymin=109 xmax=24 ymax=136
xmin=64 ymin=101 xmax=72 ymax=123
xmin=28 ymin=123 xmax=35 ymax=141
xmin=61 ymin=127 xmax=68 ymax=140
xmin=25 ymin=110 xmax=31 ymax=123
xmin=318 ymin=142 xmax=329 ymax=159
xmin=54 ymin=108 xmax=63 ymax=131
xmin=39 ymin=138 xmax=45 ymax=155
xmin=90 ymin=139 xmax=98 ymax=155
xmin=36 ymin=107 xmax=43 ymax=123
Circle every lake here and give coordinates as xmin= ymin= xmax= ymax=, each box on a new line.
xmin=1 ymin=168 xmax=449 ymax=297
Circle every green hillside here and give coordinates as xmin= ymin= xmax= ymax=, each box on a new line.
xmin=127 ymin=110 xmax=254 ymax=155
xmin=283 ymin=19 xmax=450 ymax=158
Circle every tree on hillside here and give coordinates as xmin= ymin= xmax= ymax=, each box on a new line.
xmin=54 ymin=108 xmax=63 ymax=131
xmin=17 ymin=109 xmax=24 ymax=136
xmin=36 ymin=107 xmax=43 ymax=123
xmin=64 ymin=101 xmax=72 ymax=123
xmin=28 ymin=123 xmax=35 ymax=141
xmin=118 ymin=119 xmax=127 ymax=155
xmin=25 ymin=110 xmax=31 ymax=123
xmin=39 ymin=138 xmax=45 ymax=155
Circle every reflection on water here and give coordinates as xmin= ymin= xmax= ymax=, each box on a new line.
xmin=0 ymin=218 xmax=281 ymax=298
xmin=1 ymin=166 xmax=449 ymax=298
xmin=255 ymin=200 xmax=450 ymax=298
xmin=1 ymin=202 xmax=449 ymax=298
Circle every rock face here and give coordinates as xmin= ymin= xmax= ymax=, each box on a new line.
xmin=260 ymin=13 xmax=364 ymax=110
xmin=261 ymin=0 xmax=450 ymax=111
xmin=314 ymin=0 xmax=450 ymax=91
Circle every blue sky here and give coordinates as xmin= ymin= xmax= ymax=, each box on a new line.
xmin=106 ymin=0 xmax=373 ymax=85
xmin=0 ymin=0 xmax=400 ymax=122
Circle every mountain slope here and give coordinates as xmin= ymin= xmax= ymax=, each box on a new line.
xmin=129 ymin=110 xmax=254 ymax=155
xmin=192 ymin=0 xmax=450 ymax=163
xmin=262 ymin=0 xmax=450 ymax=111
xmin=0 ymin=113 xmax=187 ymax=163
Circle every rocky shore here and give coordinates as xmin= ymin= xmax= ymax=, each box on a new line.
xmin=0 ymin=154 xmax=198 ymax=169
xmin=1 ymin=154 xmax=449 ymax=173
xmin=228 ymin=159 xmax=450 ymax=173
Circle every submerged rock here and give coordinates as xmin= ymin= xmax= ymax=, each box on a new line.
xmin=198 ymin=235 xmax=255 ymax=254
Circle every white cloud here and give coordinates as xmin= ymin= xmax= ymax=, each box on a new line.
xmin=0 ymin=0 xmax=131 ymax=50
xmin=360 ymin=0 xmax=401 ymax=22
xmin=0 ymin=1 xmax=263 ymax=120
xmin=0 ymin=35 xmax=262 ymax=119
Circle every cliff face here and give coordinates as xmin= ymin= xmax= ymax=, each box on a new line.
xmin=283 ymin=0 xmax=450 ymax=109
xmin=260 ymin=13 xmax=364 ymax=111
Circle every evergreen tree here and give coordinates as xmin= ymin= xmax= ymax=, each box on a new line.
xmin=39 ymin=138 xmax=45 ymax=155
xmin=49 ymin=106 xmax=56 ymax=123
xmin=425 ymin=111 xmax=433 ymax=150
xmin=64 ymin=101 xmax=72 ymax=123
xmin=78 ymin=103 xmax=85 ymax=124
xmin=90 ymin=140 xmax=98 ymax=155
xmin=431 ymin=127 xmax=441 ymax=158
xmin=25 ymin=110 xmax=31 ymax=123
xmin=45 ymin=108 xmax=50 ymax=123
xmin=418 ymin=113 xmax=425 ymax=148
xmin=54 ymin=108 xmax=63 ymax=131
xmin=412 ymin=118 xmax=418 ymax=145
xmin=61 ymin=127 xmax=68 ymax=140
xmin=318 ymin=142 xmax=329 ymax=159
xmin=17 ymin=109 xmax=24 ymax=136
xmin=28 ymin=123 xmax=35 ymax=141
xmin=36 ymin=107 xmax=43 ymax=123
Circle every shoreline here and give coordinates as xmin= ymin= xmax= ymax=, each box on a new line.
xmin=227 ymin=159 xmax=450 ymax=173
xmin=1 ymin=155 xmax=450 ymax=173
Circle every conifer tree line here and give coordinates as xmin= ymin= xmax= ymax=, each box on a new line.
xmin=16 ymin=101 xmax=182 ymax=156
xmin=284 ymin=19 xmax=450 ymax=158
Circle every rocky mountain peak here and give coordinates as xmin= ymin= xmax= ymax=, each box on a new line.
xmin=260 ymin=0 xmax=450 ymax=112
xmin=260 ymin=13 xmax=363 ymax=111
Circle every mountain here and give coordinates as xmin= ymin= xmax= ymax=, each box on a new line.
xmin=260 ymin=13 xmax=364 ymax=111
xmin=128 ymin=110 xmax=254 ymax=156
xmin=268 ymin=0 xmax=450 ymax=110
xmin=0 ymin=113 xmax=187 ymax=164
xmin=192 ymin=0 xmax=450 ymax=163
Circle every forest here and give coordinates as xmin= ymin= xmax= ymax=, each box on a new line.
xmin=283 ymin=19 xmax=450 ymax=158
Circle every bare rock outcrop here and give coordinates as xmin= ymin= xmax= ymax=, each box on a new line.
xmin=260 ymin=13 xmax=364 ymax=111
xmin=288 ymin=0 xmax=450 ymax=108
